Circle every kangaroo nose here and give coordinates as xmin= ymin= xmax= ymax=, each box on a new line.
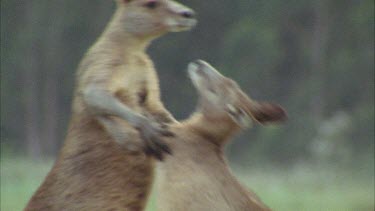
xmin=180 ymin=10 xmax=195 ymax=19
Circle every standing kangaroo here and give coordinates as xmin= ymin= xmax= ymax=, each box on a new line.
xmin=25 ymin=1 xmax=196 ymax=210
xmin=156 ymin=60 xmax=286 ymax=211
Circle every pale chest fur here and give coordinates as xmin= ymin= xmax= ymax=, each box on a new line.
xmin=112 ymin=65 xmax=146 ymax=89
xmin=156 ymin=138 xmax=229 ymax=210
xmin=157 ymin=131 xmax=269 ymax=211
xmin=74 ymin=53 xmax=157 ymax=114
xmin=109 ymin=61 xmax=152 ymax=111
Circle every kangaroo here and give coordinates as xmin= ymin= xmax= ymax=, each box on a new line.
xmin=156 ymin=60 xmax=286 ymax=211
xmin=25 ymin=1 xmax=196 ymax=210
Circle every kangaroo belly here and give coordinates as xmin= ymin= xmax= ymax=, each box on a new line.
xmin=26 ymin=116 xmax=155 ymax=211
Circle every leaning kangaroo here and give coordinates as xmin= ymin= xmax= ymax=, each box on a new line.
xmin=25 ymin=1 xmax=196 ymax=210
xmin=156 ymin=60 xmax=287 ymax=211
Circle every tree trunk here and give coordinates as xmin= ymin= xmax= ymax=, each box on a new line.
xmin=41 ymin=2 xmax=66 ymax=156
xmin=310 ymin=0 xmax=330 ymax=125
xmin=22 ymin=1 xmax=43 ymax=159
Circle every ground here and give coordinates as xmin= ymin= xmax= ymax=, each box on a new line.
xmin=1 ymin=156 xmax=373 ymax=211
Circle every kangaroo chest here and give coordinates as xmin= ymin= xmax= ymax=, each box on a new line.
xmin=111 ymin=62 xmax=152 ymax=111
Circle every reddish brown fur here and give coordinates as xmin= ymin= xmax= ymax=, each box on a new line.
xmin=26 ymin=115 xmax=153 ymax=211
xmin=25 ymin=1 xmax=195 ymax=210
xmin=156 ymin=61 xmax=286 ymax=211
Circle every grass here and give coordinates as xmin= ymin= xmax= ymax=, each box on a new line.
xmin=1 ymin=156 xmax=374 ymax=211
xmin=234 ymin=164 xmax=374 ymax=211
xmin=0 ymin=156 xmax=53 ymax=211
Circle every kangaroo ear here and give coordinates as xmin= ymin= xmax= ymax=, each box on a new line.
xmin=226 ymin=104 xmax=253 ymax=128
xmin=249 ymin=102 xmax=287 ymax=124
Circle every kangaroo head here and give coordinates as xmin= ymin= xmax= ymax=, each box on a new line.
xmin=188 ymin=60 xmax=287 ymax=128
xmin=115 ymin=0 xmax=196 ymax=37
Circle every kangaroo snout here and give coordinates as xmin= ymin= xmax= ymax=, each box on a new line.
xmin=179 ymin=9 xmax=195 ymax=19
xmin=169 ymin=1 xmax=196 ymax=18
xmin=188 ymin=60 xmax=221 ymax=79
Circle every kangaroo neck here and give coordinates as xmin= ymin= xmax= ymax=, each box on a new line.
xmin=97 ymin=10 xmax=152 ymax=54
xmin=183 ymin=112 xmax=240 ymax=146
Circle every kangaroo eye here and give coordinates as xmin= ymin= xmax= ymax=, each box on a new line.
xmin=208 ymin=87 xmax=217 ymax=94
xmin=144 ymin=1 xmax=158 ymax=9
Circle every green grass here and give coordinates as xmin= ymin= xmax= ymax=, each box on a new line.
xmin=1 ymin=157 xmax=373 ymax=211
xmin=234 ymin=165 xmax=374 ymax=211
xmin=0 ymin=156 xmax=53 ymax=211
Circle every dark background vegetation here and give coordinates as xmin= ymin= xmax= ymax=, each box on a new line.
xmin=1 ymin=0 xmax=374 ymax=210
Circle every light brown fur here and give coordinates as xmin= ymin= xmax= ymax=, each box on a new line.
xmin=25 ymin=1 xmax=196 ymax=210
xmin=156 ymin=61 xmax=287 ymax=211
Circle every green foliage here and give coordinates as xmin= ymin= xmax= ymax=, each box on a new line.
xmin=0 ymin=0 xmax=373 ymax=164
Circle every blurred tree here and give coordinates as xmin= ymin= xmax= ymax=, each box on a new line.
xmin=21 ymin=1 xmax=44 ymax=158
xmin=0 ymin=0 xmax=373 ymax=164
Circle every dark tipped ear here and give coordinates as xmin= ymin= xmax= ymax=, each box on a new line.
xmin=248 ymin=102 xmax=287 ymax=124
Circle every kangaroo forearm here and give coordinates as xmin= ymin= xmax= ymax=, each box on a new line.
xmin=97 ymin=116 xmax=128 ymax=142
xmin=97 ymin=116 xmax=142 ymax=151
xmin=153 ymin=110 xmax=177 ymax=124
xmin=146 ymin=103 xmax=177 ymax=124
xmin=83 ymin=86 xmax=144 ymax=127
